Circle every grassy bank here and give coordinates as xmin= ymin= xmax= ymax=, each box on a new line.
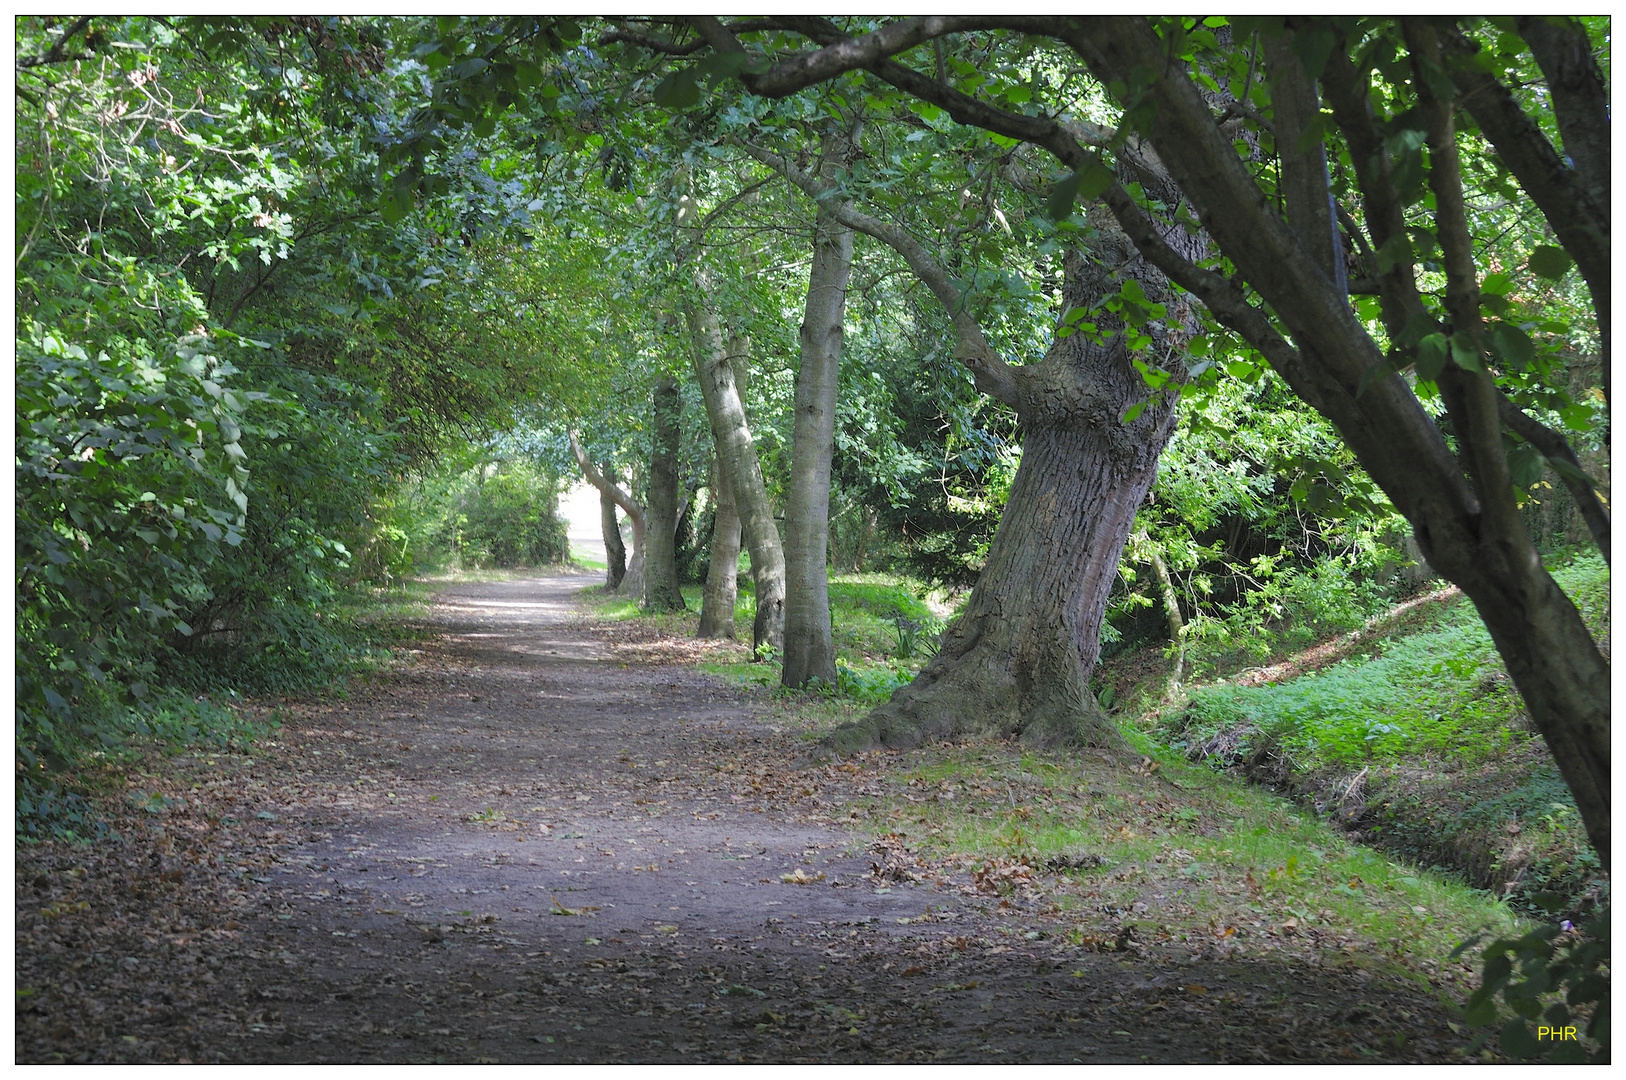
xmin=1154 ymin=553 xmax=1608 ymax=918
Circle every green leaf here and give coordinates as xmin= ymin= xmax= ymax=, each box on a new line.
xmin=1121 ymin=399 xmax=1149 ymax=424
xmin=1529 ymin=245 xmax=1574 ymax=280
xmin=1047 ymin=171 xmax=1082 ymax=221
xmin=1415 ymin=333 xmax=1449 ymax=380
xmin=1076 ymin=156 xmax=1116 ymax=201
xmin=1463 ymin=995 xmax=1499 ymax=1027
xmin=1050 ymin=154 xmax=1115 ymax=219
xmin=1485 ymin=322 xmax=1534 ymax=370
xmin=1547 ymin=456 xmax=1596 ymax=489
xmin=1291 ymin=27 xmax=1338 ymax=81
xmin=1376 ymin=231 xmax=1413 ymax=275
xmin=1506 ymin=442 xmax=1545 ymax=488
xmin=1294 ymin=114 xmax=1330 ymax=153
xmin=652 ymin=68 xmax=702 ymax=110
xmin=1450 ymin=332 xmax=1482 ymax=372
xmin=1500 ymin=1018 xmax=1539 ymax=1060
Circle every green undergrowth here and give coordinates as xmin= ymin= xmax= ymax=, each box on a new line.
xmin=579 ymin=572 xmax=942 ymax=704
xmin=1154 ymin=553 xmax=1609 ymax=917
xmin=17 ymin=690 xmax=279 ymax=844
xmin=18 ymin=578 xmax=441 ymax=844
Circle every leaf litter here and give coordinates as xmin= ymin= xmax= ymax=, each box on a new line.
xmin=17 ymin=574 xmax=1492 ymax=1063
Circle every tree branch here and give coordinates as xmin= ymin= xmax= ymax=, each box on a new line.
xmin=16 ymin=16 xmax=93 ymax=70
xmin=1406 ymin=19 xmax=1522 ymax=539
xmin=1498 ymin=394 xmax=1611 ymax=564
xmin=738 ymin=139 xmax=1021 ymax=409
xmin=1264 ymin=25 xmax=1345 ymax=293
xmin=598 ymin=27 xmax=705 ymax=56
xmin=569 ymin=431 xmax=645 ymax=531
xmin=1320 ymin=33 xmax=1430 ymax=340
xmin=1516 ymin=16 xmax=1610 ymax=218
xmin=1443 ymin=20 xmax=1609 ymax=403
xmin=696 ymin=15 xmax=1021 ymax=98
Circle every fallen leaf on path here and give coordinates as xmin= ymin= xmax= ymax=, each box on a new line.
xmin=780 ymin=868 xmax=825 ymax=884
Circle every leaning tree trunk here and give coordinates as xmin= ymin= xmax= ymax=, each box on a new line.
xmin=825 ymin=235 xmax=1188 ymax=755
xmin=600 ymin=468 xmax=627 ymax=590
xmin=1147 ymin=546 xmax=1186 ymax=700
xmin=570 ymin=432 xmax=645 ymax=598
xmin=643 ymin=376 xmax=686 ymax=612
xmin=782 ymin=204 xmax=853 ymax=688
xmin=690 ymin=295 xmax=787 ymax=657
xmin=698 ymin=450 xmax=742 ymax=638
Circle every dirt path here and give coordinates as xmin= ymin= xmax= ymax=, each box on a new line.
xmin=17 ymin=575 xmax=1475 ymax=1064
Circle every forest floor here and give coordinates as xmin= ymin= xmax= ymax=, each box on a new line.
xmin=17 ymin=574 xmax=1495 ymax=1064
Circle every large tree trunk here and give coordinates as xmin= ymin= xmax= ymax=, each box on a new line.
xmin=600 ymin=467 xmax=627 ymax=590
xmin=643 ymin=376 xmax=685 ymax=612
xmin=570 ymin=432 xmax=646 ymax=598
xmin=690 ymin=296 xmax=787 ymax=657
xmin=826 ymin=238 xmax=1185 ymax=754
xmin=782 ymin=203 xmax=853 ymax=688
xmin=698 ymin=450 xmax=742 ymax=638
xmin=1069 ymin=16 xmax=1612 ymax=865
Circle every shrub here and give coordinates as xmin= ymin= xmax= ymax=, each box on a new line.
xmin=444 ymin=461 xmax=569 ymax=568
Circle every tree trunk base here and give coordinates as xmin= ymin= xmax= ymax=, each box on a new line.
xmin=820 ymin=635 xmax=1128 ymax=756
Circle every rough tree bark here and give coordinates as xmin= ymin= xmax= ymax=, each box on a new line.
xmin=664 ymin=12 xmax=1612 ymax=862
xmin=782 ymin=129 xmax=855 ymax=688
xmin=697 ymin=449 xmax=741 ymax=638
xmin=689 ymin=295 xmax=787 ymax=656
xmin=599 ymin=467 xmax=627 ymax=590
xmin=571 ymin=432 xmax=646 ymax=598
xmin=747 ymin=140 xmax=1192 ymax=752
xmin=841 ymin=241 xmax=1184 ymax=754
xmin=643 ymin=376 xmax=686 ymax=612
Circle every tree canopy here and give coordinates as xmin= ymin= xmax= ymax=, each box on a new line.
xmin=15 ymin=15 xmax=1609 ymax=865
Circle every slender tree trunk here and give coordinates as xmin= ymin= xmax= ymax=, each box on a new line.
xmin=643 ymin=376 xmax=685 ymax=612
xmin=689 ymin=293 xmax=786 ymax=657
xmin=570 ymin=432 xmax=645 ymax=598
xmin=698 ymin=451 xmax=742 ymax=638
xmin=782 ymin=203 xmax=853 ymax=688
xmin=600 ymin=467 xmax=627 ymax=590
xmin=826 ymin=239 xmax=1187 ymax=754
xmin=1147 ymin=546 xmax=1186 ymax=699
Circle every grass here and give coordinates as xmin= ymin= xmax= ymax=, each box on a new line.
xmin=1169 ymin=554 xmax=1608 ymax=769
xmin=1153 ymin=552 xmax=1609 ymax=916
xmin=847 ymin=737 xmax=1520 ymax=985
xmin=578 ymin=572 xmax=942 ymax=698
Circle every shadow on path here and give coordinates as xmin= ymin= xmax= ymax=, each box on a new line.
xmin=16 ymin=575 xmax=1472 ymax=1063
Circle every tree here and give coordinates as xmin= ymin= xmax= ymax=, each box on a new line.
xmin=689 ymin=289 xmax=788 ymax=656
xmin=740 ymin=123 xmax=1198 ymax=751
xmin=647 ymin=15 xmax=1611 ymax=865
xmin=781 ymin=119 xmax=858 ymax=688
xmin=572 ymin=432 xmax=648 ymax=598
xmin=643 ymin=375 xmax=687 ymax=612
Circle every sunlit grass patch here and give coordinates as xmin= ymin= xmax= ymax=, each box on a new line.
xmin=853 ymin=738 xmax=1521 ymax=987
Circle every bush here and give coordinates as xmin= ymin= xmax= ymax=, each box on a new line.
xmin=16 ymin=329 xmax=255 ymax=769
xmin=1456 ymin=905 xmax=1610 ymax=1063
xmin=443 ymin=461 xmax=569 ymax=568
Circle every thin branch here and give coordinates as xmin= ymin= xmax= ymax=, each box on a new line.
xmin=1498 ymin=394 xmax=1610 ymax=563
xmin=1406 ymin=18 xmax=1521 ymax=534
xmin=16 ymin=16 xmax=93 ymax=70
xmin=739 ymin=138 xmax=1021 ymax=409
